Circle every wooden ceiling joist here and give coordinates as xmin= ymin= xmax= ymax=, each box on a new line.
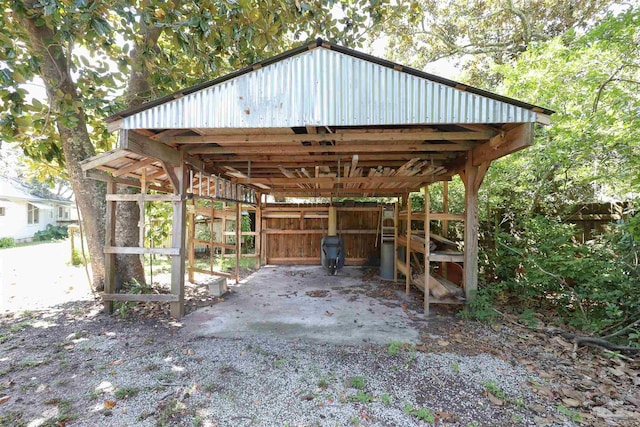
xmin=166 ymin=129 xmax=496 ymax=144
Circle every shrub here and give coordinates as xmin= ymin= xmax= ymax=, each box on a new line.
xmin=34 ymin=224 xmax=68 ymax=241
xmin=0 ymin=237 xmax=15 ymax=248
xmin=480 ymin=213 xmax=640 ymax=344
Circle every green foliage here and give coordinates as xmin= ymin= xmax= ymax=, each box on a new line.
xmin=33 ymin=224 xmax=67 ymax=241
xmin=482 ymin=213 xmax=640 ymax=341
xmin=403 ymin=404 xmax=435 ymax=422
xmin=387 ymin=341 xmax=403 ymax=356
xmin=484 ymin=381 xmax=506 ymax=399
xmin=0 ymin=237 xmax=15 ymax=248
xmin=348 ymin=376 xmax=366 ymax=389
xmin=349 ymin=391 xmax=374 ymax=403
xmin=70 ymin=248 xmax=84 ymax=266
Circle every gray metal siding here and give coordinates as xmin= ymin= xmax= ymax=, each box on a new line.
xmin=122 ymin=48 xmax=538 ymax=129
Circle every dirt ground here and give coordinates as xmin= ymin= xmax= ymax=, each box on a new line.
xmin=0 ymin=244 xmax=639 ymax=426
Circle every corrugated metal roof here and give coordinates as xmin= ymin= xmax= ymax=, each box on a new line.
xmin=114 ymin=40 xmax=550 ymax=130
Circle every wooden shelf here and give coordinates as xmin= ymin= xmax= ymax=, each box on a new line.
xmin=398 ymin=210 xmax=464 ymax=221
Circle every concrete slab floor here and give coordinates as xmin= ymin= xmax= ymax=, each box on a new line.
xmin=182 ymin=265 xmax=423 ymax=345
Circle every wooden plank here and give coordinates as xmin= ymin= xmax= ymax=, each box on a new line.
xmin=429 ymin=233 xmax=458 ymax=248
xmin=236 ymin=202 xmax=241 ymax=284
xmin=190 ymin=268 xmax=233 ymax=278
xmin=104 ymin=246 xmax=180 ymax=255
xmin=266 ymin=257 xmax=368 ymax=265
xmin=191 ymin=143 xmax=470 ymax=155
xmin=80 ymin=149 xmax=130 ymax=171
xmin=102 ymin=293 xmax=179 ymax=302
xmin=112 ymin=158 xmax=156 ymax=177
xmin=255 ymin=196 xmax=262 ymax=269
xmin=396 ymin=259 xmax=409 ymax=277
xmin=463 ymin=153 xmax=479 ymax=301
xmin=124 ymin=130 xmax=206 ymax=172
xmin=171 ymin=165 xmax=187 ymax=317
xmin=103 ymin=181 xmax=117 ymax=314
xmin=264 ymin=229 xmax=377 ymax=235
xmin=405 ymin=196 xmax=412 ymax=295
xmin=170 ymin=129 xmax=495 ymax=144
xmin=235 ymin=176 xmax=433 ymax=185
xmin=106 ymin=194 xmax=181 ymax=202
xmin=394 ymin=201 xmax=399 ymax=283
xmin=424 ymin=185 xmax=430 ymax=316
xmin=430 ymin=252 xmax=464 ymax=263
xmin=472 ymin=123 xmax=533 ymax=166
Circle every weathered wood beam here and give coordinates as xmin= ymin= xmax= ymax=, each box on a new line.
xmin=169 ymin=129 xmax=496 ymax=144
xmin=235 ymin=176 xmax=433 ymax=185
xmin=123 ymin=130 xmax=206 ymax=172
xmin=112 ymin=158 xmax=157 ymax=177
xmin=190 ymin=143 xmax=471 ymax=155
xmin=80 ymin=149 xmax=130 ymax=171
xmin=471 ymin=123 xmax=533 ymax=166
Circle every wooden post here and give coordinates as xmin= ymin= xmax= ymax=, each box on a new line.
xmin=235 ymin=202 xmax=241 ymax=284
xmin=393 ymin=200 xmax=398 ymax=282
xmin=187 ymin=199 xmax=195 ymax=283
xmin=254 ymin=194 xmax=262 ymax=269
xmin=441 ymin=181 xmax=449 ymax=278
xmin=209 ymin=203 xmax=214 ymax=274
xmin=104 ymin=181 xmax=117 ymax=314
xmin=170 ymin=165 xmax=186 ymax=318
xmin=405 ymin=195 xmax=412 ymax=295
xmin=328 ymin=206 xmax=337 ymax=236
xmin=424 ymin=186 xmax=430 ymax=316
xmin=221 ymin=202 xmax=227 ymax=259
xmin=463 ymin=154 xmax=479 ymax=301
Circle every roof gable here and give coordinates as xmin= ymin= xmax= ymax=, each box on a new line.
xmin=112 ymin=41 xmax=550 ymax=130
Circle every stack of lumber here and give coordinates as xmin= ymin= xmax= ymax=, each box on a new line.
xmin=412 ymin=273 xmax=464 ymax=300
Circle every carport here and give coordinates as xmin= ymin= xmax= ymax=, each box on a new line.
xmin=81 ymin=39 xmax=552 ymax=318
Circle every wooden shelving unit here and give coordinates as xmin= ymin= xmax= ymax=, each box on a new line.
xmin=395 ymin=183 xmax=466 ymax=315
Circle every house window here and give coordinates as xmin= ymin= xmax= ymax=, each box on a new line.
xmin=0 ymin=207 xmax=5 ymax=216
xmin=58 ymin=206 xmax=69 ymax=219
xmin=28 ymin=203 xmax=39 ymax=224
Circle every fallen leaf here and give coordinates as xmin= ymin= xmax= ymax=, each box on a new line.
xmin=437 ymin=340 xmax=450 ymax=347
xmin=487 ymin=393 xmax=504 ymax=406
xmin=108 ymin=359 xmax=123 ymax=366
xmin=325 ymin=311 xmax=333 ymax=317
xmin=562 ymin=398 xmax=581 ymax=408
xmin=104 ymin=400 xmax=117 ymax=409
xmin=0 ymin=396 xmax=9 ymax=404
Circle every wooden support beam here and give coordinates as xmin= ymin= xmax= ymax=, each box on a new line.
xmin=102 ymin=293 xmax=180 ymax=302
xmin=255 ymin=194 xmax=262 ymax=270
xmin=80 ymin=149 xmax=130 ymax=171
xmin=170 ymin=165 xmax=186 ymax=318
xmin=170 ymin=129 xmax=496 ymax=144
xmin=405 ymin=196 xmax=412 ymax=295
xmin=123 ymin=130 xmax=206 ymax=172
xmin=472 ymin=123 xmax=533 ymax=166
xmin=424 ymin=186 xmax=430 ymax=316
xmin=190 ymin=143 xmax=471 ymax=155
xmin=103 ymin=182 xmax=117 ymax=314
xmin=463 ymin=153 xmax=479 ymax=301
xmin=105 ymin=194 xmax=181 ymax=202
xmin=104 ymin=246 xmax=180 ymax=255
xmin=234 ymin=176 xmax=433 ymax=185
xmin=112 ymin=158 xmax=157 ymax=177
xmin=236 ymin=202 xmax=241 ymax=284
xmin=188 ymin=200 xmax=195 ymax=283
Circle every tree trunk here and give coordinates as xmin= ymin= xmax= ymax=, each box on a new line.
xmin=18 ymin=10 xmax=106 ymax=290
xmin=113 ymin=22 xmax=163 ymax=288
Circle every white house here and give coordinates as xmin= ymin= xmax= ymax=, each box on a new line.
xmin=0 ymin=177 xmax=78 ymax=242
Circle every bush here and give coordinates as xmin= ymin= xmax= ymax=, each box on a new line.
xmin=481 ymin=213 xmax=640 ymax=344
xmin=33 ymin=224 xmax=68 ymax=241
xmin=0 ymin=237 xmax=15 ymax=248
xmin=70 ymin=248 xmax=85 ymax=266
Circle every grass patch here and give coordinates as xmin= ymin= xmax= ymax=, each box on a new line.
xmin=404 ymin=404 xmax=435 ymax=422
xmin=115 ymin=387 xmax=140 ymax=399
xmin=387 ymin=341 xmax=403 ymax=356
xmin=349 ymin=391 xmax=374 ymax=403
xmin=348 ymin=376 xmax=366 ymax=389
xmin=380 ymin=393 xmax=392 ymax=405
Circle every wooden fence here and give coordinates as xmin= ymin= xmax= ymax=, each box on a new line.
xmin=261 ymin=202 xmax=382 ymax=265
